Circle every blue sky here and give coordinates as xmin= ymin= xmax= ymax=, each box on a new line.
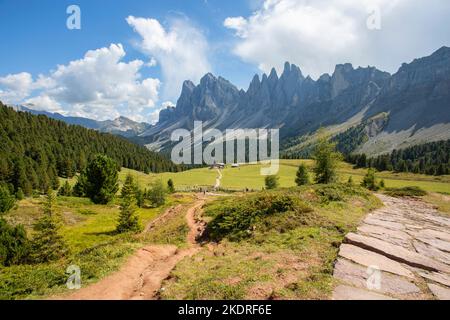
xmin=0 ymin=0 xmax=258 ymax=87
xmin=1 ymin=0 xmax=449 ymax=122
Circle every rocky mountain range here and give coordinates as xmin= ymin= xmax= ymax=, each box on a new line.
xmin=13 ymin=105 xmax=152 ymax=138
xmin=15 ymin=47 xmax=450 ymax=157
xmin=140 ymin=46 xmax=450 ymax=156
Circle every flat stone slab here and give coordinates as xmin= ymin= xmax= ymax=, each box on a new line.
xmin=338 ymin=244 xmax=414 ymax=278
xmin=334 ymin=258 xmax=421 ymax=297
xmin=345 ymin=233 xmax=450 ymax=273
xmin=363 ymin=217 xmax=405 ymax=231
xmin=358 ymin=224 xmax=412 ymax=248
xmin=428 ymin=283 xmax=450 ymax=300
xmin=333 ymin=194 xmax=450 ymax=300
xmin=413 ymin=240 xmax=450 ymax=266
xmin=415 ymin=229 xmax=450 ymax=243
xmin=415 ymin=236 xmax=450 ymax=253
xmin=332 ymin=285 xmax=396 ymax=300
xmin=419 ymin=271 xmax=450 ymax=288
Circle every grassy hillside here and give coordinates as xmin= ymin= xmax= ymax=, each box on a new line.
xmin=0 ymin=193 xmax=193 ymax=299
xmin=159 ymin=184 xmax=382 ymax=299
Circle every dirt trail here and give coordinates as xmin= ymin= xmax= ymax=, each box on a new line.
xmin=65 ymin=197 xmax=206 ymax=300
xmin=332 ymin=194 xmax=450 ymax=300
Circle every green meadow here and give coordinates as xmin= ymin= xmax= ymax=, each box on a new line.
xmin=117 ymin=159 xmax=450 ymax=194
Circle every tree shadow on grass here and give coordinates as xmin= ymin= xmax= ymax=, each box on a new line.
xmin=84 ymin=230 xmax=118 ymax=236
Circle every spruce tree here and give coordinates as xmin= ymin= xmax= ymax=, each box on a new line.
xmin=116 ymin=175 xmax=141 ymax=233
xmin=58 ymin=181 xmax=72 ymax=196
xmin=0 ymin=185 xmax=15 ymax=214
xmin=31 ymin=189 xmax=68 ymax=263
xmin=167 ymin=179 xmax=175 ymax=193
xmin=295 ymin=164 xmax=310 ymax=186
xmin=265 ymin=175 xmax=279 ymax=190
xmin=82 ymin=155 xmax=119 ymax=204
xmin=361 ymin=168 xmax=379 ymax=191
xmin=313 ymin=134 xmax=342 ymax=184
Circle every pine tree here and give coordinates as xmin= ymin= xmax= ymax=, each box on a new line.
xmin=31 ymin=189 xmax=68 ymax=263
xmin=82 ymin=155 xmax=119 ymax=204
xmin=116 ymin=175 xmax=141 ymax=233
xmin=361 ymin=168 xmax=379 ymax=191
xmin=313 ymin=134 xmax=342 ymax=184
xmin=0 ymin=185 xmax=15 ymax=214
xmin=295 ymin=164 xmax=310 ymax=186
xmin=167 ymin=179 xmax=175 ymax=193
xmin=265 ymin=175 xmax=279 ymax=190
xmin=58 ymin=181 xmax=72 ymax=196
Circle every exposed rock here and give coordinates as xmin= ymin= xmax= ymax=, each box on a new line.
xmin=334 ymin=259 xmax=421 ymax=297
xmin=345 ymin=233 xmax=450 ymax=273
xmin=419 ymin=272 xmax=450 ymax=288
xmin=413 ymin=240 xmax=450 ymax=266
xmin=428 ymin=283 xmax=450 ymax=300
xmin=338 ymin=244 xmax=414 ymax=278
xmin=332 ymin=285 xmax=396 ymax=300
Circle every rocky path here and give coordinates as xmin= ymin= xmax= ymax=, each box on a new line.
xmin=332 ymin=194 xmax=450 ymax=300
xmin=64 ymin=197 xmax=206 ymax=300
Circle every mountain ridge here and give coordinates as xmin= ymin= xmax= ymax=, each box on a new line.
xmin=12 ymin=105 xmax=152 ymax=138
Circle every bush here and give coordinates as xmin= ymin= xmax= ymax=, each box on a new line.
xmin=265 ymin=175 xmax=279 ymax=190
xmin=146 ymin=180 xmax=166 ymax=207
xmin=206 ymin=192 xmax=312 ymax=241
xmin=384 ymin=186 xmax=427 ymax=198
xmin=167 ymin=179 xmax=175 ymax=193
xmin=314 ymin=184 xmax=368 ymax=203
xmin=0 ymin=219 xmax=30 ymax=266
xmin=16 ymin=188 xmax=25 ymax=201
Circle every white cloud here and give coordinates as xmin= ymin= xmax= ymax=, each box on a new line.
xmin=225 ymin=0 xmax=450 ymax=78
xmin=0 ymin=72 xmax=34 ymax=103
xmin=0 ymin=44 xmax=161 ymax=122
xmin=127 ymin=16 xmax=211 ymax=100
xmin=25 ymin=95 xmax=62 ymax=113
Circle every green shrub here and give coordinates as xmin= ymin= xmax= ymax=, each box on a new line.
xmin=146 ymin=180 xmax=166 ymax=207
xmin=206 ymin=192 xmax=312 ymax=241
xmin=384 ymin=186 xmax=427 ymax=198
xmin=314 ymin=184 xmax=368 ymax=203
xmin=167 ymin=179 xmax=175 ymax=193
xmin=0 ymin=219 xmax=30 ymax=267
xmin=265 ymin=175 xmax=279 ymax=190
